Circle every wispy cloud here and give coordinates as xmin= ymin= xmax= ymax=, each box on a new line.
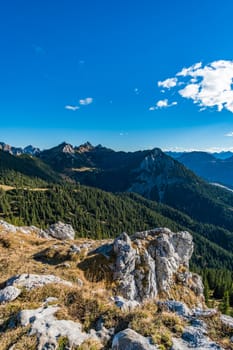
xmin=149 ymin=99 xmax=177 ymax=110
xmin=79 ymin=97 xmax=93 ymax=105
xmin=158 ymin=77 xmax=178 ymax=89
xmin=65 ymin=96 xmax=93 ymax=111
xmin=157 ymin=60 xmax=233 ymax=113
xmin=65 ymin=105 xmax=80 ymax=111
xmin=225 ymin=132 xmax=233 ymax=137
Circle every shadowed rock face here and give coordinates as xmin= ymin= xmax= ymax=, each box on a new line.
xmin=112 ymin=228 xmax=202 ymax=302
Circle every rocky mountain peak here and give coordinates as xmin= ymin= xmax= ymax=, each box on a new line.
xmin=76 ymin=141 xmax=94 ymax=153
xmin=0 ymin=142 xmax=41 ymax=156
xmin=23 ymin=145 xmax=40 ymax=155
xmin=62 ymin=144 xmax=75 ymax=154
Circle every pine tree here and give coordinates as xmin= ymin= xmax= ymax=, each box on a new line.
xmin=203 ymin=277 xmax=210 ymax=305
xmin=220 ymin=291 xmax=230 ymax=315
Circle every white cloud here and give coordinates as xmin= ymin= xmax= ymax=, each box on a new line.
xmin=158 ymin=77 xmax=178 ymax=89
xmin=225 ymin=132 xmax=233 ymax=137
xmin=157 ymin=99 xmax=169 ymax=108
xmin=176 ymin=62 xmax=202 ymax=77
xmin=158 ymin=60 xmax=233 ymax=113
xmin=79 ymin=97 xmax=93 ymax=105
xmin=179 ymin=84 xmax=200 ymax=100
xmin=149 ymin=99 xmax=177 ymax=110
xmin=65 ymin=105 xmax=80 ymax=111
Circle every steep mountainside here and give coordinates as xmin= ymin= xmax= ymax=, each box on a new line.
xmin=0 ymin=150 xmax=61 ymax=186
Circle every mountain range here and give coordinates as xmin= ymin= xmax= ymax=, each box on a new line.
xmin=167 ymin=151 xmax=233 ymax=189
xmin=3 ymin=141 xmax=233 ymax=189
xmin=1 ymin=141 xmax=233 ymax=274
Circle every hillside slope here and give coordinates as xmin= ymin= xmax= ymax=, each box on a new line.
xmin=0 ymin=150 xmax=61 ymax=186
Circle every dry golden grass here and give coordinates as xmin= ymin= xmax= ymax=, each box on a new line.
xmin=0 ymin=230 xmax=231 ymax=349
xmin=203 ymin=314 xmax=233 ymax=350
xmin=0 ymin=184 xmax=15 ymax=191
xmin=0 ymin=231 xmax=116 ymax=348
xmin=0 ymin=326 xmax=37 ymax=350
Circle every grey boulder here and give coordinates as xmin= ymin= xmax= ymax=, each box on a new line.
xmin=112 ymin=328 xmax=158 ymax=350
xmin=172 ymin=324 xmax=222 ymax=350
xmin=221 ymin=314 xmax=233 ymax=329
xmin=160 ymin=300 xmax=192 ymax=318
xmin=0 ymin=286 xmax=21 ymax=303
xmin=45 ymin=221 xmax=75 ymax=240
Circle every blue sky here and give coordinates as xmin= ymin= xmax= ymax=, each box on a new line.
xmin=2 ymin=0 xmax=233 ymax=151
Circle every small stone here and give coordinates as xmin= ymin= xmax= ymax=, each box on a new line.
xmin=57 ymin=262 xmax=71 ymax=268
xmin=112 ymin=328 xmax=158 ymax=350
xmin=0 ymin=286 xmax=21 ymax=303
xmin=161 ymin=300 xmax=192 ymax=318
xmin=43 ymin=297 xmax=58 ymax=305
xmin=69 ymin=244 xmax=81 ymax=254
xmin=112 ymin=296 xmax=140 ymax=311
xmin=77 ymin=278 xmax=83 ymax=287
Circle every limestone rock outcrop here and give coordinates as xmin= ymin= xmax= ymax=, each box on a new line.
xmin=172 ymin=321 xmax=222 ymax=350
xmin=6 ymin=273 xmax=72 ymax=290
xmin=0 ymin=220 xmax=44 ymax=236
xmin=19 ymin=305 xmax=94 ymax=349
xmin=111 ymin=228 xmax=203 ymax=302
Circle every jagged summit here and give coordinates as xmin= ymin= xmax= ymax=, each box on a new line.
xmin=76 ymin=141 xmax=95 ymax=153
xmin=0 ymin=142 xmax=40 ymax=156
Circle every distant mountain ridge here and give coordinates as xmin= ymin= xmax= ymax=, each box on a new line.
xmin=166 ymin=150 xmax=233 ymax=160
xmin=0 ymin=142 xmax=40 ymax=156
xmin=168 ymin=151 xmax=233 ymax=189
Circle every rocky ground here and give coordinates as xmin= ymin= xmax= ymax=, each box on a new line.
xmin=0 ymin=220 xmax=232 ymax=349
